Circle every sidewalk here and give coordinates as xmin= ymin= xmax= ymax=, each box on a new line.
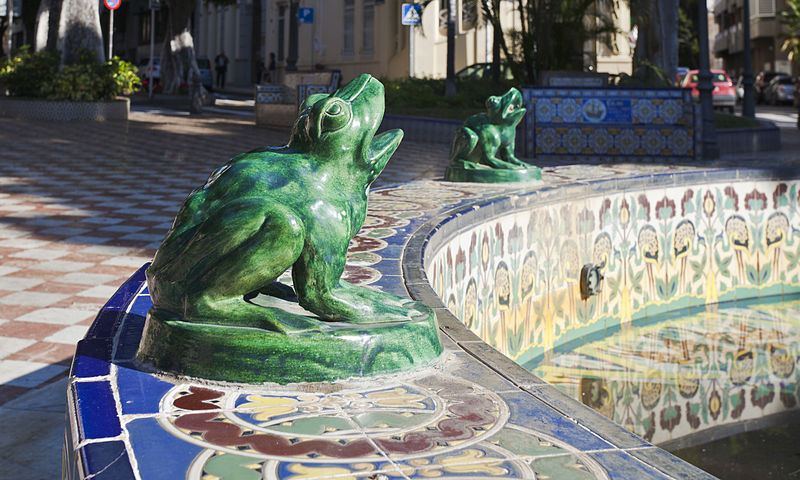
xmin=0 ymin=105 xmax=798 ymax=479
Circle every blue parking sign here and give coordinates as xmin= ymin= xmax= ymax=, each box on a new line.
xmin=298 ymin=7 xmax=314 ymax=24
xmin=401 ymin=4 xmax=422 ymax=25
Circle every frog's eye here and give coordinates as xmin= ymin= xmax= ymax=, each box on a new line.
xmin=321 ymin=100 xmax=351 ymax=133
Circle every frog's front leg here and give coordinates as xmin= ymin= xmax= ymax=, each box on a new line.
xmin=499 ymin=142 xmax=528 ymax=167
xmin=292 ymin=236 xmax=430 ymax=324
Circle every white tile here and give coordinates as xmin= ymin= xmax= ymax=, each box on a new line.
xmin=0 ymin=360 xmax=68 ymax=387
xmin=31 ymin=261 xmax=93 ymax=273
xmin=55 ymin=272 xmax=119 ymax=286
xmin=0 ymin=229 xmax=28 ymax=239
xmin=119 ymin=233 xmax=165 ymax=242
xmin=76 ymin=285 xmax=120 ymax=298
xmin=0 ymin=267 xmax=20 ymax=277
xmin=80 ymin=217 xmax=124 ymax=225
xmin=0 ymin=204 xmax=35 ymax=212
xmin=63 ymin=235 xmax=110 ymax=245
xmin=0 ymin=238 xmax=52 ymax=249
xmin=14 ymin=308 xmax=94 ymax=325
xmin=101 ymin=256 xmax=152 ymax=267
xmin=0 ymin=292 xmax=68 ymax=307
xmin=38 ymin=227 xmax=91 ymax=237
xmin=8 ymin=249 xmax=69 ymax=261
xmin=0 ymin=277 xmax=44 ymax=291
xmin=43 ymin=325 xmax=90 ymax=345
xmin=0 ymin=337 xmax=36 ymax=358
xmin=78 ymin=245 xmax=132 ymax=256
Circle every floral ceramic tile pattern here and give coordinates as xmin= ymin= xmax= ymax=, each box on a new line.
xmin=428 ymin=180 xmax=800 ymax=444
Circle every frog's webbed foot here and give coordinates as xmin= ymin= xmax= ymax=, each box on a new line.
xmin=184 ymin=296 xmax=327 ymax=334
xmin=300 ymin=281 xmax=432 ymax=325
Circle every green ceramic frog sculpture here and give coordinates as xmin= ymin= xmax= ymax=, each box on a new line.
xmin=137 ymin=74 xmax=441 ymax=384
xmin=444 ymin=87 xmax=541 ymax=183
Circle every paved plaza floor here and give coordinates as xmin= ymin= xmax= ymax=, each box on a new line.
xmin=1 ymin=102 xmax=798 ymax=479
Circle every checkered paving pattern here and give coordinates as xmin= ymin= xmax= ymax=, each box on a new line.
xmin=0 ymin=109 xmax=452 ymax=407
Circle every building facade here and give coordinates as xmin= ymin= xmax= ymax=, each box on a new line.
xmin=193 ymin=0 xmax=633 ymax=88
xmin=713 ymin=0 xmax=796 ymax=75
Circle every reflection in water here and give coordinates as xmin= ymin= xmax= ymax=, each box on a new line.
xmin=530 ymin=299 xmax=800 ymax=445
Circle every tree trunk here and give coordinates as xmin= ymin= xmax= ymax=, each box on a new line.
xmin=161 ymin=0 xmax=208 ymax=113
xmin=59 ymin=0 xmax=104 ymax=64
xmin=34 ymin=0 xmax=49 ymax=51
xmin=633 ymin=0 xmax=678 ymax=83
xmin=252 ymin=0 xmax=262 ymax=83
xmin=45 ymin=0 xmax=61 ymax=51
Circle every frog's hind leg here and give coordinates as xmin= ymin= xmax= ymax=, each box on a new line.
xmin=176 ymin=199 xmax=311 ymax=332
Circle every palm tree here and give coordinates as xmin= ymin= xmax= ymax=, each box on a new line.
xmin=780 ymin=0 xmax=800 ymax=64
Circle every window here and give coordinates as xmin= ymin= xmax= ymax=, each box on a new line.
xmin=362 ymin=0 xmax=375 ymax=56
xmin=344 ymin=0 xmax=354 ymax=56
xmin=439 ymin=0 xmax=449 ymax=34
xmin=461 ymin=0 xmax=477 ymax=32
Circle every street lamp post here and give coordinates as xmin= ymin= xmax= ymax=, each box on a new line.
xmin=742 ymin=0 xmax=755 ymax=117
xmin=698 ymin=0 xmax=720 ymax=159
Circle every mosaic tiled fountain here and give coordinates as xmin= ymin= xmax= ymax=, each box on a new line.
xmin=64 ymin=77 xmax=800 ymax=479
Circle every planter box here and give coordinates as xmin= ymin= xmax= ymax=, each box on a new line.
xmin=0 ymin=96 xmax=129 ymax=121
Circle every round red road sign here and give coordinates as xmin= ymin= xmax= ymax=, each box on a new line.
xmin=105 ymin=0 xmax=121 ymax=10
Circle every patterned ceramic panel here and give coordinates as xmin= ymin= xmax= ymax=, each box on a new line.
xmin=521 ymin=88 xmax=698 ymax=161
xmin=428 ymin=179 xmax=800 ymax=444
xmin=533 ymin=299 xmax=800 ymax=445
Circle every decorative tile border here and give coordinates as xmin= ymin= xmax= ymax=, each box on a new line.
xmin=521 ymin=87 xmax=699 ymax=162
xmin=425 ymin=173 xmax=800 ymax=448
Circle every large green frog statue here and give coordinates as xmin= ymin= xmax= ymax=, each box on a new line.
xmin=139 ymin=74 xmax=441 ymax=383
xmin=444 ymin=87 xmax=541 ymax=182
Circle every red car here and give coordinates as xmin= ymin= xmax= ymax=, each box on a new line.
xmin=680 ymin=69 xmax=736 ymax=113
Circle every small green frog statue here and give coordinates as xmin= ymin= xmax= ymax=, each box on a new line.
xmin=136 ymin=74 xmax=441 ymax=384
xmin=444 ymin=87 xmax=541 ymax=183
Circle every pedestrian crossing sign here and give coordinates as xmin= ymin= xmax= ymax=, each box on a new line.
xmin=401 ymin=4 xmax=422 ymax=25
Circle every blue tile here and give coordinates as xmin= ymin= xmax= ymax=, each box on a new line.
xmin=85 ymin=310 xmax=123 ymax=340
xmin=128 ymin=295 xmax=153 ymax=318
xmin=102 ymin=264 xmax=148 ymax=311
xmin=127 ymin=417 xmax=205 ymax=479
xmin=80 ymin=441 xmax=136 ymax=480
xmin=499 ymin=391 xmax=613 ymax=451
xmin=368 ymin=274 xmax=408 ymax=296
xmin=75 ymin=381 xmax=121 ymax=440
xmin=589 ymin=450 xmax=676 ymax=480
xmin=71 ymin=339 xmax=111 ymax=378
xmin=113 ymin=313 xmax=147 ymax=362
xmin=117 ymin=366 xmax=175 ymax=415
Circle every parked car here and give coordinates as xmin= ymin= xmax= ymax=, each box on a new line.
xmin=137 ymin=57 xmax=160 ymax=85
xmin=196 ymin=56 xmax=213 ymax=91
xmin=680 ymin=69 xmax=736 ymax=113
xmin=455 ymin=62 xmax=514 ymax=80
xmin=754 ymin=71 xmax=779 ymax=103
xmin=676 ymin=66 xmax=689 ymax=85
xmin=763 ymin=74 xmax=795 ymax=105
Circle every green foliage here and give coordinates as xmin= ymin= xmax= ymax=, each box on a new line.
xmin=0 ymin=46 xmax=140 ymax=101
xmin=0 ymin=45 xmax=59 ymax=97
xmin=780 ymin=0 xmax=800 ymax=64
xmin=481 ymin=0 xmax=619 ymax=83
xmin=382 ymin=77 xmax=517 ymax=119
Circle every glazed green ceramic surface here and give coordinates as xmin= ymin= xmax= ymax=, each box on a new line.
xmin=139 ymin=74 xmax=441 ymax=384
xmin=444 ymin=87 xmax=542 ymax=183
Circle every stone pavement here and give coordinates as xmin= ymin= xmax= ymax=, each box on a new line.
xmin=0 ymin=103 xmax=798 ymax=479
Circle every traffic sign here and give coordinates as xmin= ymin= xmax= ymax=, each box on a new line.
xmin=150 ymin=0 xmax=162 ymax=10
xmin=298 ymin=7 xmax=314 ymax=24
xmin=104 ymin=0 xmax=121 ymax=10
xmin=401 ymin=4 xmax=422 ymax=25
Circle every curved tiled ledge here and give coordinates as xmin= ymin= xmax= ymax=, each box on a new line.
xmin=67 ymin=165 xmax=800 ymax=480
xmin=404 ymin=166 xmax=800 ymax=478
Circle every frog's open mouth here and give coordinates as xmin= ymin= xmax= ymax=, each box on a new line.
xmin=366 ymin=128 xmax=403 ymax=171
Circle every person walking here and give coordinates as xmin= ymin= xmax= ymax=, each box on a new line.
xmin=215 ymin=52 xmax=229 ymax=89
xmin=267 ymin=52 xmax=276 ymax=84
